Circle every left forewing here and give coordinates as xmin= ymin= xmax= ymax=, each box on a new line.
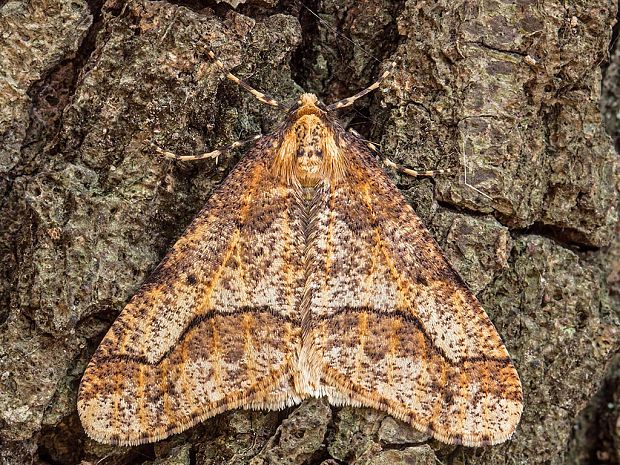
xmin=78 ymin=138 xmax=305 ymax=445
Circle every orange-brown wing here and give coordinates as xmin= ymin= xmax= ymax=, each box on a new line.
xmin=78 ymin=137 xmax=305 ymax=445
xmin=303 ymin=138 xmax=523 ymax=446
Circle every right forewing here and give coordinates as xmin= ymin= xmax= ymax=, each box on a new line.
xmin=303 ymin=138 xmax=523 ymax=447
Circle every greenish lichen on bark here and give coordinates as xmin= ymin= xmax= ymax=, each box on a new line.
xmin=0 ymin=0 xmax=618 ymax=464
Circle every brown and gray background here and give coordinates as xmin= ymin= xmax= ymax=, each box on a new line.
xmin=1 ymin=0 xmax=619 ymax=463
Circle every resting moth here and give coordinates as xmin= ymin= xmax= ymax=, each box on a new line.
xmin=78 ymin=53 xmax=523 ymax=448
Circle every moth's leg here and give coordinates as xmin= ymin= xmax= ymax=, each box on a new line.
xmin=152 ymin=134 xmax=262 ymax=162
xmin=382 ymin=158 xmax=452 ymax=177
xmin=349 ymin=128 xmax=452 ymax=178
xmin=326 ymin=62 xmax=396 ymax=111
xmin=207 ymin=50 xmax=281 ymax=108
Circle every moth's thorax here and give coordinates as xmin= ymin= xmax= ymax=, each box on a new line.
xmin=274 ymin=93 xmax=345 ymax=188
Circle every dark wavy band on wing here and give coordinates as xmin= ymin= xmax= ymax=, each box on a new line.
xmin=97 ymin=304 xmax=511 ymax=368
xmin=313 ymin=306 xmax=513 ymax=366
xmin=96 ymin=306 xmax=301 ymax=366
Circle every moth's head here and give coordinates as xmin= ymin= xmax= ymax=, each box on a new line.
xmin=275 ymin=93 xmax=345 ymax=187
xmin=294 ymin=93 xmax=325 ymax=115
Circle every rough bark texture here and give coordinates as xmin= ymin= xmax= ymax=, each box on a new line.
xmin=0 ymin=0 xmax=618 ymax=464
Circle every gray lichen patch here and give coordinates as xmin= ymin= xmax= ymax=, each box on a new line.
xmin=471 ymin=235 xmax=619 ymax=463
xmin=145 ymin=444 xmax=191 ymax=465
xmin=192 ymin=410 xmax=283 ymax=465
xmin=377 ymin=416 xmax=430 ymax=445
xmin=249 ymin=398 xmax=332 ymax=465
xmin=432 ymin=210 xmax=513 ymax=294
xmin=602 ymin=33 xmax=620 ymax=152
xmin=328 ymin=407 xmax=387 ymax=463
xmin=354 ymin=445 xmax=435 ymax=465
xmin=381 ymin=0 xmax=618 ymax=247
xmin=0 ymin=314 xmax=83 ymax=442
xmin=0 ymin=0 xmax=92 ymax=173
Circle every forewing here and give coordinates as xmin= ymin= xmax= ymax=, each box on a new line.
xmin=78 ymin=137 xmax=305 ymax=445
xmin=305 ymin=138 xmax=523 ymax=446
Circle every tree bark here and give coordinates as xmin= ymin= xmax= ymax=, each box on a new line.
xmin=1 ymin=0 xmax=618 ymax=464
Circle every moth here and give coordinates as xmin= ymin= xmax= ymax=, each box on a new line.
xmin=78 ymin=52 xmax=523 ymax=448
